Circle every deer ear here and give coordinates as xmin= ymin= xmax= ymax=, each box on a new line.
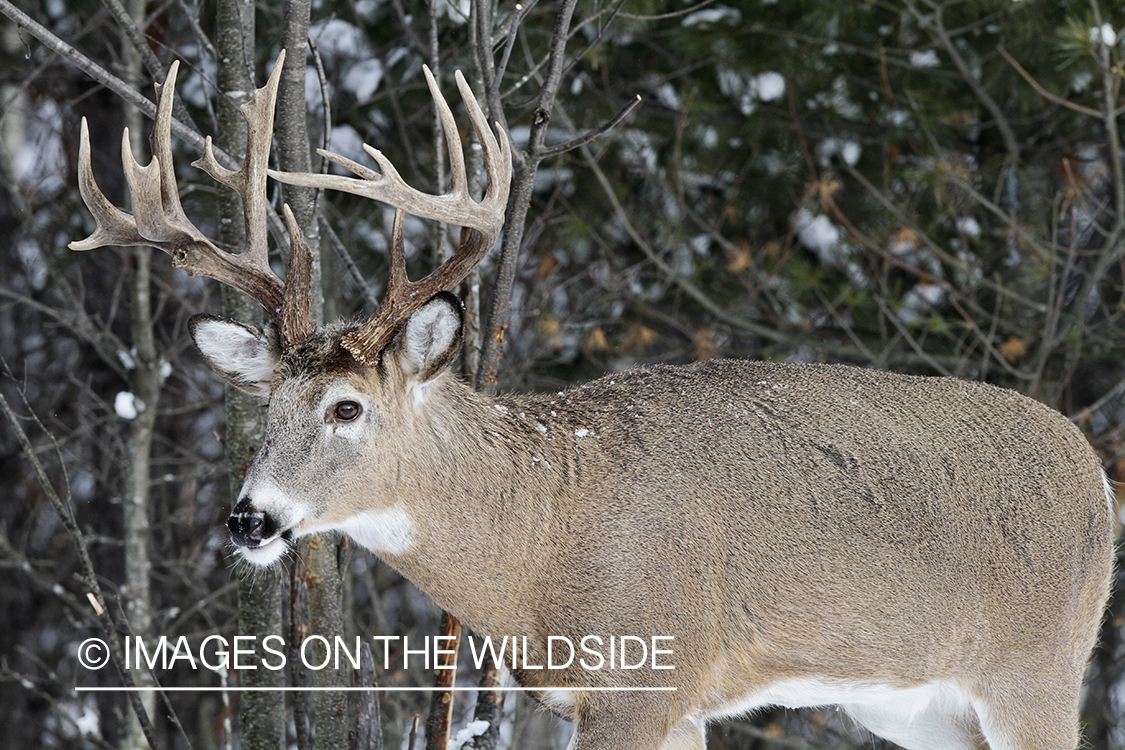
xmin=389 ymin=292 xmax=464 ymax=383
xmin=189 ymin=314 xmax=280 ymax=396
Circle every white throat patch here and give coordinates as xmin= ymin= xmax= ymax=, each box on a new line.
xmin=337 ymin=506 xmax=417 ymax=555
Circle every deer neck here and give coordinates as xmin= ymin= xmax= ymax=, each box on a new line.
xmin=369 ymin=381 xmax=581 ymax=638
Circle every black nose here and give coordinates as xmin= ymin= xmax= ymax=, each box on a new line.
xmin=228 ymin=497 xmax=274 ymax=547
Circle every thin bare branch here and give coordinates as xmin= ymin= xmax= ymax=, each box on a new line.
xmin=912 ymin=0 xmax=1021 ymax=161
xmin=494 ymin=1 xmax=535 ymax=93
xmin=540 ymin=94 xmax=642 ymax=159
xmin=571 ymin=128 xmax=788 ymax=344
xmin=0 ymin=390 xmax=166 ymax=750
xmin=562 ymin=0 xmax=628 ymax=80
xmin=617 ymin=0 xmax=716 ymax=21
xmin=996 ymin=44 xmax=1101 ymax=117
xmin=99 ymin=0 xmax=201 ymax=136
xmin=308 ymin=32 xmax=333 ymax=170
xmin=477 ymin=0 xmax=579 ymax=388
xmin=0 ymin=1 xmax=227 ymax=165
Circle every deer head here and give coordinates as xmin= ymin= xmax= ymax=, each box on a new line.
xmin=71 ymin=53 xmax=511 ymax=565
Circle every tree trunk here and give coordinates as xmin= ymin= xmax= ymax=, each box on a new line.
xmin=121 ymin=0 xmax=157 ymax=744
xmin=215 ymin=2 xmax=286 ymax=747
xmin=276 ymin=3 xmax=350 ymax=746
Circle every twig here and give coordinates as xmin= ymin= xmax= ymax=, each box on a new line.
xmin=493 ymin=1 xmax=535 ymax=99
xmin=477 ymin=0 xmax=581 ymax=390
xmin=175 ymin=0 xmax=217 ymax=61
xmin=839 ymin=162 xmax=1049 ymax=314
xmin=567 ymin=119 xmax=789 ymax=344
xmin=818 ymin=181 xmax=1030 ymax=380
xmin=872 ymin=296 xmax=952 ymax=376
xmin=617 ymin=0 xmax=715 ymax=21
xmin=384 ymin=0 xmax=426 ymax=56
xmin=996 ymin=44 xmax=1100 ymax=118
xmin=561 ymin=0 xmax=628 ymax=80
xmin=1091 ymin=0 xmax=1125 ymax=229
xmin=0 ymin=529 xmax=89 ymax=621
xmin=429 ymin=0 xmax=449 ymax=262
xmin=0 ymin=288 xmax=131 ymax=381
xmin=912 ymin=0 xmax=1021 ymax=162
xmin=407 ymin=714 xmax=422 ymax=750
xmin=539 ymin=94 xmax=642 ymax=159
xmin=98 ymin=0 xmax=200 ymax=134
xmin=474 ymin=0 xmax=505 ymax=143
xmin=2 ymin=661 xmax=117 ymax=750
xmin=308 ymin=31 xmax=333 ymax=173
xmin=101 ymin=0 xmax=163 ymax=79
xmin=1042 ymin=1 xmax=1125 ymax=387
xmin=318 ymin=216 xmax=380 ymax=308
xmin=1068 ymin=343 xmax=1125 ymax=424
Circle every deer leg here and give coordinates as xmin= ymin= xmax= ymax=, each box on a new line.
xmin=971 ymin=690 xmax=1080 ymax=750
xmin=567 ymin=723 xmax=704 ymax=750
xmin=659 ymin=718 xmax=707 ymax=750
xmin=566 ymin=693 xmax=699 ymax=750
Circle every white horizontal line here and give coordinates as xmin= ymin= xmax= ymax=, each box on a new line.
xmin=76 ymin=686 xmax=676 ymax=693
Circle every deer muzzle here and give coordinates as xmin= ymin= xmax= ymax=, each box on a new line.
xmin=228 ymin=496 xmax=282 ymax=549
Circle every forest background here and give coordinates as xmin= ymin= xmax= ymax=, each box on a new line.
xmin=1 ymin=0 xmax=1124 ymax=748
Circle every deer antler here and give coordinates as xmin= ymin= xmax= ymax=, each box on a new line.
xmin=69 ymin=51 xmax=317 ymax=347
xmin=71 ymin=57 xmax=509 ymax=360
xmin=270 ymin=66 xmax=513 ymax=366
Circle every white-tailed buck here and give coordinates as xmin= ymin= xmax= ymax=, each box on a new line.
xmin=72 ymin=53 xmax=1115 ymax=750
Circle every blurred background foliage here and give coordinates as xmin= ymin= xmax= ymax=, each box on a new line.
xmin=1 ymin=0 xmax=1123 ymax=747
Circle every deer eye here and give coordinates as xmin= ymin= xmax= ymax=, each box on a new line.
xmin=330 ymin=401 xmax=362 ymax=422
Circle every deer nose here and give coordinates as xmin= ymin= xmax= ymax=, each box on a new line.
xmin=228 ymin=498 xmax=271 ymax=547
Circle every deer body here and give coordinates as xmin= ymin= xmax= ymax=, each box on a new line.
xmin=72 ymin=55 xmax=1114 ymax=750
xmin=196 ymin=310 xmax=1113 ymax=750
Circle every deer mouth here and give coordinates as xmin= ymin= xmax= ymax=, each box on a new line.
xmin=235 ymin=527 xmax=295 ymax=566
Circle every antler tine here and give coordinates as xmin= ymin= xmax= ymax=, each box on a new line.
xmin=193 ymin=50 xmax=286 ymax=276
xmin=69 ymin=117 xmax=150 ymax=250
xmin=270 ymin=67 xmax=513 ymax=365
xmin=69 ymin=57 xmax=287 ymax=321
xmin=427 ymin=65 xmax=467 ymax=198
xmin=452 ymin=69 xmax=511 ymax=208
xmin=280 ymin=203 xmax=315 ymax=348
xmin=69 ymin=62 xmax=211 ymax=252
